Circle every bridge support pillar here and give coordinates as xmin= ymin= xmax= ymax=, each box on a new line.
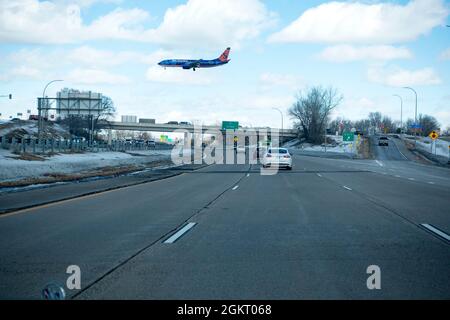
xmin=107 ymin=129 xmax=112 ymax=145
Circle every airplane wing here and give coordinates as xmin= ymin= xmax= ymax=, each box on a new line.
xmin=182 ymin=61 xmax=201 ymax=70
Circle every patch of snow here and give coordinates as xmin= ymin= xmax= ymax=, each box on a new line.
xmin=293 ymin=135 xmax=358 ymax=154
xmin=0 ymin=149 xmax=172 ymax=181
xmin=413 ymin=137 xmax=449 ymax=158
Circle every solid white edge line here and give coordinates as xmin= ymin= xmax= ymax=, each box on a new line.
xmin=317 ymin=173 xmax=322 ymax=177
xmin=343 ymin=186 xmax=352 ymax=191
xmin=420 ymin=224 xmax=450 ymax=241
xmin=391 ymin=139 xmax=409 ymax=160
xmin=246 ymin=173 xmax=250 ymax=177
xmin=163 ymin=222 xmax=197 ymax=244
xmin=375 ymin=160 xmax=383 ymax=167
xmin=232 ymin=185 xmax=239 ymax=190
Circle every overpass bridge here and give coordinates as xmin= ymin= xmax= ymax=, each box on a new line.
xmin=97 ymin=121 xmax=298 ymax=139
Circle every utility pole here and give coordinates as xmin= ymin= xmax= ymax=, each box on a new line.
xmin=39 ymin=80 xmax=63 ymax=141
xmin=393 ymin=94 xmax=403 ymax=133
xmin=403 ymin=86 xmax=418 ymax=146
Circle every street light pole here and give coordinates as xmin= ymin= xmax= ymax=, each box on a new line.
xmin=403 ymin=86 xmax=418 ymax=143
xmin=272 ymin=107 xmax=284 ymax=146
xmin=393 ymin=94 xmax=403 ymax=133
xmin=39 ymin=80 xmax=63 ymax=141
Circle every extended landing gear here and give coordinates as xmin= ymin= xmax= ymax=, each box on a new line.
xmin=193 ymin=68 xmax=196 ymax=71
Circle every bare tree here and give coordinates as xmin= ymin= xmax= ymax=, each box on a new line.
xmin=93 ymin=96 xmax=116 ymax=129
xmin=368 ymin=112 xmax=382 ymax=130
xmin=289 ymin=86 xmax=342 ymax=143
xmin=381 ymin=116 xmax=395 ymax=133
xmin=418 ymin=114 xmax=439 ymax=136
xmin=354 ymin=119 xmax=371 ymax=134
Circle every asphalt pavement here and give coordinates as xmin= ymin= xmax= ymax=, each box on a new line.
xmin=0 ymin=143 xmax=449 ymax=299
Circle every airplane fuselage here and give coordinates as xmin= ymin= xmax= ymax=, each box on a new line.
xmin=158 ymin=59 xmax=229 ymax=69
xmin=158 ymin=47 xmax=231 ymax=71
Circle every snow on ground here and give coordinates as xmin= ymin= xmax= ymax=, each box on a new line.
xmin=0 ymin=149 xmax=172 ymax=181
xmin=0 ymin=120 xmax=70 ymax=139
xmin=292 ymin=135 xmax=357 ymax=154
xmin=300 ymin=143 xmax=355 ymax=153
xmin=414 ymin=138 xmax=449 ymax=158
xmin=282 ymin=139 xmax=301 ymax=148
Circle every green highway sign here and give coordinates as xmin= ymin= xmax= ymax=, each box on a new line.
xmin=343 ymin=132 xmax=354 ymax=142
xmin=222 ymin=121 xmax=239 ymax=130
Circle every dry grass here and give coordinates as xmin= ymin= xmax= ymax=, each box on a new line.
xmin=0 ymin=160 xmax=173 ymax=188
xmin=8 ymin=153 xmax=47 ymax=161
xmin=357 ymin=138 xmax=374 ymax=159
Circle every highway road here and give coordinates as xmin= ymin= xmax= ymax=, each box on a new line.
xmin=0 ymin=142 xmax=449 ymax=299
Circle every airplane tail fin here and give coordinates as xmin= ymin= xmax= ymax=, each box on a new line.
xmin=218 ymin=47 xmax=231 ymax=62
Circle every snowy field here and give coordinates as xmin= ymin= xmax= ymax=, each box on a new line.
xmin=403 ymin=136 xmax=449 ymax=158
xmin=0 ymin=120 xmax=70 ymax=139
xmin=0 ymin=149 xmax=172 ymax=181
xmin=290 ymin=135 xmax=358 ymax=154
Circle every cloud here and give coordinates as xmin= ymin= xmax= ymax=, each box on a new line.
xmin=318 ymin=45 xmax=413 ymax=62
xmin=367 ymin=66 xmax=441 ymax=87
xmin=0 ymin=46 xmax=170 ymax=83
xmin=331 ymin=97 xmax=379 ymax=121
xmin=0 ymin=49 xmax=54 ymax=81
xmin=0 ymin=0 xmax=152 ymax=44
xmin=259 ymin=73 xmax=303 ymax=89
xmin=0 ymin=0 xmax=275 ymax=48
xmin=439 ymin=48 xmax=450 ymax=60
xmin=145 ymin=66 xmax=213 ymax=85
xmin=66 ymin=68 xmax=130 ymax=85
xmin=141 ymin=0 xmax=276 ymax=48
xmin=268 ymin=0 xmax=448 ymax=44
xmin=67 ymin=46 xmax=152 ymax=67
xmin=9 ymin=66 xmax=41 ymax=79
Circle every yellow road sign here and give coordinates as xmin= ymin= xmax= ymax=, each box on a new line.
xmin=429 ymin=131 xmax=439 ymax=140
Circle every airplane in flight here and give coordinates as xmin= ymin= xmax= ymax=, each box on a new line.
xmin=158 ymin=47 xmax=231 ymax=71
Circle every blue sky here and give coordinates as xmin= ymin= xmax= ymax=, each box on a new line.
xmin=1 ymin=0 xmax=449 ymax=130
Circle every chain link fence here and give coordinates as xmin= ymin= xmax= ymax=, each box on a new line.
xmin=0 ymin=137 xmax=173 ymax=154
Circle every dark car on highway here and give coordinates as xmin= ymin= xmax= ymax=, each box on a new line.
xmin=378 ymin=136 xmax=389 ymax=146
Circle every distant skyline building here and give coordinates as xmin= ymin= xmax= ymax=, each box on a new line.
xmin=121 ymin=115 xmax=138 ymax=123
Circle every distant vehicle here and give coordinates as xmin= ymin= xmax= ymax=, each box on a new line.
xmin=378 ymin=136 xmax=389 ymax=146
xmin=262 ymin=147 xmax=292 ymax=170
xmin=146 ymin=140 xmax=156 ymax=148
xmin=158 ymin=47 xmax=231 ymax=71
xmin=167 ymin=121 xmax=178 ymax=125
xmin=138 ymin=118 xmax=155 ymax=124
xmin=179 ymin=121 xmax=191 ymax=125
xmin=10 ymin=118 xmax=20 ymax=121
xmin=28 ymin=115 xmax=48 ymax=121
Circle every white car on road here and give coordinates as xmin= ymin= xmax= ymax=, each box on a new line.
xmin=262 ymin=147 xmax=292 ymax=170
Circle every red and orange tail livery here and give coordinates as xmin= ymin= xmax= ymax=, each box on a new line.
xmin=218 ymin=47 xmax=231 ymax=62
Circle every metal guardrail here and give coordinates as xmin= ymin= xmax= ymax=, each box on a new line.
xmin=0 ymin=137 xmax=172 ymax=154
